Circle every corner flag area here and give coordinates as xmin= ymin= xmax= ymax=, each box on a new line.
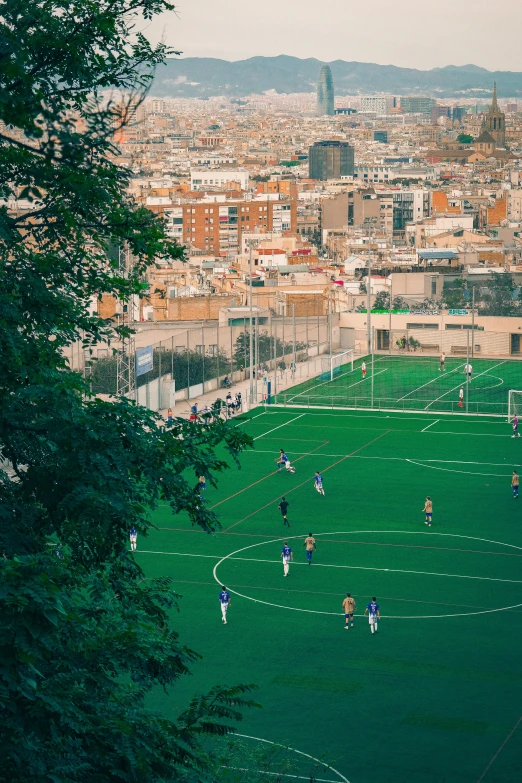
xmin=141 ymin=408 xmax=522 ymax=782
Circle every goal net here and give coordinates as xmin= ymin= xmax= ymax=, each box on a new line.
xmin=508 ymin=390 xmax=522 ymax=421
xmin=320 ymin=350 xmax=354 ymax=382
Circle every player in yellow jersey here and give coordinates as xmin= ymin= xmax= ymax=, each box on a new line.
xmin=303 ymin=533 xmax=316 ymax=565
xmin=423 ymin=496 xmax=433 ymax=526
xmin=342 ymin=593 xmax=357 ymax=629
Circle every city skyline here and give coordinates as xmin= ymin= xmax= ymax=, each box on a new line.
xmin=147 ymin=0 xmax=522 ymax=71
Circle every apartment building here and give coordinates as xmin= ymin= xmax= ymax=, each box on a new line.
xmin=162 ymin=196 xmax=297 ymax=254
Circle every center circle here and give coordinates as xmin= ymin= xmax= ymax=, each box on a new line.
xmin=213 ymin=531 xmax=522 ymax=620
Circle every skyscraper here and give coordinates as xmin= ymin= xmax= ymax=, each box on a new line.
xmin=309 ymin=141 xmax=354 ymax=180
xmin=317 ymin=65 xmax=334 ymax=116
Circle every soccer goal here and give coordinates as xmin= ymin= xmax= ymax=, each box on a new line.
xmin=508 ymin=390 xmax=522 ymax=421
xmin=320 ymin=349 xmax=354 ymax=382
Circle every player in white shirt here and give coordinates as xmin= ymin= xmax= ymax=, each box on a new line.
xmin=465 ymin=363 xmax=472 ymax=381
xmin=219 ymin=586 xmax=231 ymax=623
xmin=281 ymin=542 xmax=293 ymax=576
xmin=364 ymin=597 xmax=381 ymax=634
xmin=129 ymin=527 xmax=137 ymax=551
xmin=439 ymin=353 xmax=446 ymax=371
xmin=361 ymin=361 xmax=367 ymax=379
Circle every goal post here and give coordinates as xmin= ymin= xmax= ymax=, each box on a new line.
xmin=508 ymin=390 xmax=522 ymax=421
xmin=320 ymin=349 xmax=354 ymax=382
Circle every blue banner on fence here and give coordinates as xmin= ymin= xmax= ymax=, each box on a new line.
xmin=136 ymin=345 xmax=153 ymax=377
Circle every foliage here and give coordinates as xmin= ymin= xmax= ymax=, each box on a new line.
xmin=373 ymin=290 xmax=390 ymax=310
xmin=442 ymin=276 xmax=521 ymax=316
xmin=233 ymin=330 xmax=308 ymax=369
xmin=0 ymin=0 xmax=259 ymax=780
xmin=458 ymin=134 xmax=474 ymax=144
xmin=89 ymin=346 xmax=232 ymax=394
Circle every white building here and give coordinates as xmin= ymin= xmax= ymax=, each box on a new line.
xmin=190 ymin=168 xmax=249 ymax=191
xmin=360 ymin=96 xmax=396 ymax=114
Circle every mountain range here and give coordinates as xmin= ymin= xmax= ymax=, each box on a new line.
xmin=150 ymin=56 xmax=522 ymax=99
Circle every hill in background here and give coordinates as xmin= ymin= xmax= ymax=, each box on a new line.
xmin=151 ymin=55 xmax=522 ymax=99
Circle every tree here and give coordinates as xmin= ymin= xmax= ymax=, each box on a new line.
xmin=441 ymin=279 xmax=467 ymax=310
xmin=373 ymin=290 xmax=390 ymax=310
xmin=458 ymin=134 xmax=474 ymax=144
xmin=478 ymin=273 xmax=521 ymax=317
xmin=233 ymin=330 xmax=307 ymax=369
xmin=0 ymin=1 xmax=258 ymax=781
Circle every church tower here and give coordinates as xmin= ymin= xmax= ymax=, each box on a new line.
xmin=484 ymin=83 xmax=506 ymax=148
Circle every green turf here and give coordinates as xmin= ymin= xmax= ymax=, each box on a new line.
xmin=276 ymin=355 xmax=522 ymax=415
xmin=140 ymin=409 xmax=522 ymax=783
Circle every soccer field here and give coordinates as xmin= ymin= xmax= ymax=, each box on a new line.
xmin=140 ymin=409 xmax=522 ymax=783
xmin=277 ymin=355 xmax=522 ymax=416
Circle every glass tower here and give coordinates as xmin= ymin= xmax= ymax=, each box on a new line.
xmin=317 ymin=64 xmax=334 ymax=116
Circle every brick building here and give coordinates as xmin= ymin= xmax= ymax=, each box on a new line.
xmin=155 ymin=197 xmax=297 ymax=255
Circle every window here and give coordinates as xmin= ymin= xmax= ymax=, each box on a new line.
xmin=195 ymin=345 xmax=204 ymax=355
xmin=445 ymin=324 xmax=484 ymax=331
xmin=406 ymin=323 xmax=439 ymax=330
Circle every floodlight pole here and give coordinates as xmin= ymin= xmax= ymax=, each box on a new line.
xmin=466 ymin=329 xmax=470 ymax=414
xmin=471 ymin=287 xmax=475 ymax=359
xmin=371 ymin=326 xmax=375 ymax=408
xmin=246 ymin=238 xmax=257 ymax=405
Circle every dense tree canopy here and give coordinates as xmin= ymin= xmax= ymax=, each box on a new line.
xmin=0 ymin=2 xmax=257 ymax=781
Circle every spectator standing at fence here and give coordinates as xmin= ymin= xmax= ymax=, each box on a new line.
xmin=279 ymin=361 xmax=286 ymax=379
xmin=235 ymin=391 xmax=242 ymax=411
xmin=167 ymin=407 xmax=173 ymax=423
xmin=289 ymin=360 xmax=296 ymax=379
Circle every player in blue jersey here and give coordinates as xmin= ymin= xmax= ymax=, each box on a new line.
xmin=219 ymin=586 xmax=231 ymax=624
xmin=129 ymin=527 xmax=137 ymax=551
xmin=364 ymin=597 xmax=380 ymax=634
xmin=276 ymin=449 xmax=296 ymax=474
xmin=281 ymin=541 xmax=293 ymax=576
xmin=314 ymin=471 xmax=325 ymax=495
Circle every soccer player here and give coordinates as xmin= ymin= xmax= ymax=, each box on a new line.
xmin=129 ymin=527 xmax=137 ymax=551
xmin=281 ymin=541 xmax=293 ymax=576
xmin=512 ymin=415 xmax=520 ymax=438
xmin=276 ymin=450 xmax=296 ymax=474
xmin=342 ymin=592 xmax=357 ymax=629
xmin=198 ymin=475 xmax=206 ymax=497
xmin=364 ymin=597 xmax=380 ymax=634
xmin=314 ymin=471 xmax=325 ymax=495
xmin=465 ymin=362 xmax=472 ymax=382
xmin=423 ymin=496 xmax=433 ymax=526
xmin=278 ymin=496 xmax=290 ymax=526
xmin=512 ymin=470 xmax=519 ymax=499
xmin=303 ymin=533 xmax=316 ymax=564
xmin=219 ymin=586 xmax=231 ymax=624
xmin=439 ymin=352 xmax=446 ymax=371
xmin=361 ymin=360 xmax=367 ymax=379
xmin=458 ymin=387 xmax=464 ymax=408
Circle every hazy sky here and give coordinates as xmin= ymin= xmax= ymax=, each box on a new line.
xmin=145 ymin=0 xmax=522 ymax=71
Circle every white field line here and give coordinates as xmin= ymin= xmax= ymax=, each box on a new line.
xmin=285 ymin=364 xmax=359 ymax=402
xmin=397 ymin=363 xmax=465 ymax=401
xmin=263 ymin=410 xmax=507 ymax=425
xmin=421 ymin=420 xmax=439 ymax=432
xmin=237 ymin=452 xmax=520 ymax=469
xmin=236 ymin=411 xmax=267 ymax=425
xmin=406 ymin=459 xmax=511 ymax=477
xmin=222 ymin=770 xmax=339 ymax=783
xmin=235 ymin=735 xmax=350 ymax=783
xmin=136 ymin=550 xmax=522 ymax=584
xmin=210 ymin=531 xmax=522 ymax=619
xmin=287 ymin=368 xmax=388 ymax=403
xmin=253 ymin=413 xmax=305 ymax=440
xmin=424 ymin=360 xmax=507 ymax=409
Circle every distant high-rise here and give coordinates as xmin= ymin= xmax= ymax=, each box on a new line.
xmin=317 ymin=65 xmax=334 ymax=116
xmin=309 ymin=141 xmax=354 ymax=180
